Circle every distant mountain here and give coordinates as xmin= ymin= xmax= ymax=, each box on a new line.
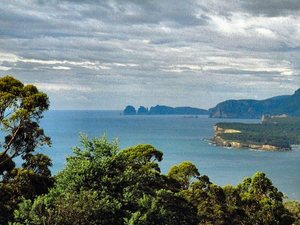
xmin=123 ymin=105 xmax=208 ymax=115
xmin=209 ymin=88 xmax=300 ymax=119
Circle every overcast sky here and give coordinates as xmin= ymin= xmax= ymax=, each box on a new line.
xmin=0 ymin=0 xmax=299 ymax=110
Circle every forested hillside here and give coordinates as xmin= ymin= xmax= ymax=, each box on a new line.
xmin=209 ymin=89 xmax=300 ymax=119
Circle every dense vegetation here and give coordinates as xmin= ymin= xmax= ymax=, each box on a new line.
xmin=215 ymin=117 xmax=300 ymax=149
xmin=0 ymin=76 xmax=53 ymax=224
xmin=10 ymin=135 xmax=299 ymax=225
xmin=209 ymin=89 xmax=300 ymax=118
xmin=285 ymin=201 xmax=300 ymax=225
xmin=1 ymin=76 xmax=299 ymax=225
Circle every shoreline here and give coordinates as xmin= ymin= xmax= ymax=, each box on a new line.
xmin=211 ymin=136 xmax=291 ymax=151
xmin=212 ymin=125 xmax=292 ymax=151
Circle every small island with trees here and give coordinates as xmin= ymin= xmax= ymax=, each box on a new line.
xmin=212 ymin=116 xmax=300 ymax=151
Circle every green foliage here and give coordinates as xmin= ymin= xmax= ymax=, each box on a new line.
xmin=168 ymin=161 xmax=200 ymax=190
xmin=12 ymin=135 xmax=297 ymax=225
xmin=126 ymin=189 xmax=199 ymax=225
xmin=0 ymin=155 xmax=53 ymax=224
xmin=55 ymin=134 xmax=120 ymax=192
xmin=1 ymin=75 xmax=298 ymax=225
xmin=13 ymin=135 xmax=195 ymax=225
xmin=209 ymin=89 xmax=300 ymax=118
xmin=284 ymin=200 xmax=300 ymax=225
xmin=13 ymin=190 xmax=123 ymax=225
xmin=0 ymin=76 xmax=51 ymax=170
xmin=181 ymin=172 xmax=295 ymax=225
xmin=236 ymin=172 xmax=294 ymax=224
xmin=182 ymin=176 xmax=230 ymax=225
xmin=216 ymin=117 xmax=300 ymax=149
xmin=0 ymin=76 xmax=52 ymax=225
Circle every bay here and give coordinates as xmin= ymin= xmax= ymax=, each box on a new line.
xmin=40 ymin=110 xmax=300 ymax=200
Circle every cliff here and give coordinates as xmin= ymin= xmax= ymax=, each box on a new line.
xmin=212 ymin=126 xmax=281 ymax=151
xmin=123 ymin=105 xmax=208 ymax=115
xmin=209 ymin=88 xmax=300 ymax=118
xmin=148 ymin=105 xmax=208 ymax=115
xmin=123 ymin=105 xmax=136 ymax=115
xmin=211 ymin=117 xmax=300 ymax=151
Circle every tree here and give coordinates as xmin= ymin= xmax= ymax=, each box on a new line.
xmin=237 ymin=172 xmax=295 ymax=224
xmin=13 ymin=135 xmax=198 ymax=225
xmin=168 ymin=161 xmax=200 ymax=190
xmin=0 ymin=76 xmax=51 ymax=173
xmin=284 ymin=201 xmax=300 ymax=225
xmin=126 ymin=189 xmax=199 ymax=225
xmin=182 ymin=172 xmax=295 ymax=225
xmin=0 ymin=76 xmax=52 ymax=225
xmin=182 ymin=176 xmax=229 ymax=225
xmin=13 ymin=189 xmax=122 ymax=225
xmin=8 ymin=127 xmax=297 ymax=225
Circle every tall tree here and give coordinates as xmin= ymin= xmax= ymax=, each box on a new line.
xmin=237 ymin=172 xmax=295 ymax=225
xmin=0 ymin=76 xmax=50 ymax=172
xmin=12 ymin=136 xmax=198 ymax=225
xmin=168 ymin=161 xmax=200 ymax=190
xmin=0 ymin=75 xmax=52 ymax=225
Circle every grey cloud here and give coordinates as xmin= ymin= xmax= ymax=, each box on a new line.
xmin=0 ymin=0 xmax=299 ymax=109
xmin=29 ymin=0 xmax=209 ymax=29
xmin=241 ymin=0 xmax=300 ymax=16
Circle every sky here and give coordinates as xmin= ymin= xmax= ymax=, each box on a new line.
xmin=0 ymin=0 xmax=299 ymax=110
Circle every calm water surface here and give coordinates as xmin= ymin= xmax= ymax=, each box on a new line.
xmin=40 ymin=110 xmax=300 ymax=199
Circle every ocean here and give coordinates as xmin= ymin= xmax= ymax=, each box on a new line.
xmin=40 ymin=110 xmax=300 ymax=199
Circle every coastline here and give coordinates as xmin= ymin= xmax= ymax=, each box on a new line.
xmin=212 ymin=125 xmax=291 ymax=151
xmin=211 ymin=135 xmax=286 ymax=151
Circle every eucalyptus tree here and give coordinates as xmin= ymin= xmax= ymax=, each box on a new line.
xmin=0 ymin=76 xmax=52 ymax=225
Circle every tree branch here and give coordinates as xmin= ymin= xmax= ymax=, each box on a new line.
xmin=0 ymin=123 xmax=22 ymax=162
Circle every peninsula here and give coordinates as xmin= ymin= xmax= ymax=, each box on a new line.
xmin=123 ymin=105 xmax=208 ymax=115
xmin=209 ymin=88 xmax=300 ymax=119
xmin=212 ymin=116 xmax=300 ymax=151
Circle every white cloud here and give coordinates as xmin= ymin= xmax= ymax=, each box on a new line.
xmin=0 ymin=52 xmax=113 ymax=71
xmin=0 ymin=52 xmax=19 ymax=63
xmin=161 ymin=56 xmax=295 ymax=77
xmin=0 ymin=65 xmax=11 ymax=71
xmin=32 ymin=83 xmax=93 ymax=93
xmin=0 ymin=0 xmax=299 ymax=109
xmin=254 ymin=28 xmax=277 ymax=39
xmin=52 ymin=66 xmax=71 ymax=70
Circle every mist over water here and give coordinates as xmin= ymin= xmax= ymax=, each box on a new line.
xmin=41 ymin=110 xmax=300 ymax=200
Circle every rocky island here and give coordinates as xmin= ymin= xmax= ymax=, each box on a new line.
xmin=123 ymin=105 xmax=208 ymax=115
xmin=212 ymin=116 xmax=300 ymax=151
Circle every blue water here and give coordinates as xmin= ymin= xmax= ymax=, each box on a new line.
xmin=40 ymin=110 xmax=300 ymax=199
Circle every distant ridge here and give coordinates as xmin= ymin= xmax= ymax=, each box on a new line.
xmin=123 ymin=105 xmax=208 ymax=115
xmin=209 ymin=88 xmax=300 ymax=119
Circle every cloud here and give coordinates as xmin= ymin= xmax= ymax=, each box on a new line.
xmin=32 ymin=82 xmax=93 ymax=93
xmin=0 ymin=0 xmax=299 ymax=109
xmin=241 ymin=0 xmax=300 ymax=16
xmin=0 ymin=52 xmax=112 ymax=71
xmin=52 ymin=66 xmax=71 ymax=70
xmin=0 ymin=65 xmax=11 ymax=71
